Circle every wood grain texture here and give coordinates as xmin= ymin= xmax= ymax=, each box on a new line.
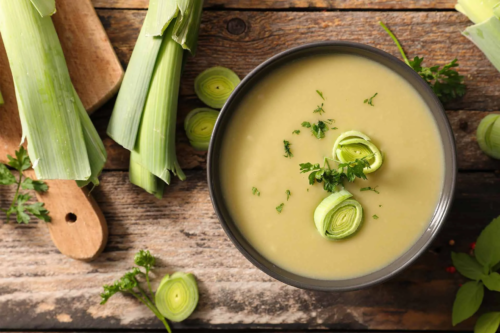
xmin=91 ymin=0 xmax=456 ymax=10
xmin=90 ymin=10 xmax=500 ymax=171
xmin=1 ymin=170 xmax=499 ymax=330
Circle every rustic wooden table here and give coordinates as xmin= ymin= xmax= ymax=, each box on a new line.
xmin=1 ymin=0 xmax=499 ymax=331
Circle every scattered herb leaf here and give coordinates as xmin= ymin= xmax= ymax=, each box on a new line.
xmin=276 ymin=203 xmax=284 ymax=213
xmin=316 ymin=90 xmax=325 ymax=100
xmin=286 ymin=190 xmax=291 ymax=201
xmin=301 ymin=121 xmax=311 ymax=128
xmin=373 ymin=215 xmax=379 ymax=219
xmin=0 ymin=147 xmax=50 ymax=224
xmin=364 ymin=92 xmax=378 ymax=106
xmin=283 ymin=140 xmax=293 ymax=158
xmin=252 ymin=187 xmax=260 ymax=196
xmin=360 ymin=186 xmax=380 ymax=194
xmin=313 ymin=103 xmax=325 ymax=115
xmin=292 ymin=130 xmax=300 ymax=135
xmin=311 ymin=119 xmax=334 ymax=139
xmin=332 ymin=127 xmax=338 ymax=130
xmin=379 ymin=21 xmax=466 ymax=104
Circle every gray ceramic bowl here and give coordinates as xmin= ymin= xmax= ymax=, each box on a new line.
xmin=207 ymin=42 xmax=457 ymax=291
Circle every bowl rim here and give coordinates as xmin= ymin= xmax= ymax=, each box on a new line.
xmin=207 ymin=41 xmax=457 ymax=291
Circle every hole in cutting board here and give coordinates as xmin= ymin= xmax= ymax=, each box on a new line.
xmin=65 ymin=213 xmax=77 ymax=223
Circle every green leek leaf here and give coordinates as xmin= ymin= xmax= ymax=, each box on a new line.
xmin=172 ymin=0 xmax=204 ymax=54
xmin=129 ymin=152 xmax=165 ymax=199
xmin=463 ymin=16 xmax=500 ymax=72
xmin=144 ymin=0 xmax=179 ymax=37
xmin=456 ymin=0 xmax=500 ymax=24
xmin=29 ymin=0 xmax=56 ymax=18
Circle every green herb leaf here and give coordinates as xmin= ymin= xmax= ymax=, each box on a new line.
xmin=26 ymin=202 xmax=50 ymax=222
xmin=0 ymin=163 xmax=16 ymax=185
xmin=316 ymin=90 xmax=325 ymax=100
xmin=364 ymin=92 xmax=378 ymax=106
xmin=332 ymin=127 xmax=338 ymax=130
xmin=134 ymin=249 xmax=155 ymax=270
xmin=313 ymin=103 xmax=325 ymax=115
xmin=379 ymin=21 xmax=465 ymax=104
xmin=360 ymin=186 xmax=379 ymax=194
xmin=283 ymin=140 xmax=293 ymax=158
xmin=7 ymin=146 xmax=31 ymax=172
xmin=475 ymin=216 xmax=500 ymax=269
xmin=286 ymin=190 xmax=291 ymax=201
xmin=276 ymin=203 xmax=284 ymax=213
xmin=301 ymin=121 xmax=311 ymax=128
xmin=474 ymin=312 xmax=500 ymax=333
xmin=292 ymin=130 xmax=300 ymax=135
xmin=452 ymin=281 xmax=484 ymax=326
xmin=252 ymin=187 xmax=260 ymax=196
xmin=22 ymin=178 xmax=48 ymax=192
xmin=452 ymin=252 xmax=484 ymax=281
xmin=373 ymin=214 xmax=379 ymax=219
xmin=482 ymin=272 xmax=500 ymax=292
xmin=311 ymin=119 xmax=333 ymax=139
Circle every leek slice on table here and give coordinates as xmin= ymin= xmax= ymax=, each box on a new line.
xmin=194 ymin=67 xmax=240 ymax=109
xmin=463 ymin=16 xmax=500 ymax=72
xmin=314 ymin=189 xmax=364 ymax=240
xmin=477 ymin=113 xmax=500 ymax=159
xmin=184 ymin=108 xmax=219 ymax=151
xmin=0 ymin=0 xmax=105 ymax=185
xmin=107 ymin=0 xmax=203 ymax=197
xmin=332 ymin=131 xmax=383 ymax=173
xmin=155 ymin=272 xmax=199 ymax=322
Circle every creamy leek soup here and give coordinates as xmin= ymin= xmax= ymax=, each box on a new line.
xmin=219 ymin=54 xmax=444 ymax=279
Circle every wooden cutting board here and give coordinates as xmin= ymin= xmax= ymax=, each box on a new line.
xmin=0 ymin=0 xmax=124 ymax=261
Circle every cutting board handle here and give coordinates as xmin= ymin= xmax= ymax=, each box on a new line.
xmin=26 ymin=170 xmax=108 ymax=261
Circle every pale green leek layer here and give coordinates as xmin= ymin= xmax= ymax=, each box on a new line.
xmin=0 ymin=0 xmax=105 ymax=184
xmin=332 ymin=130 xmax=383 ymax=173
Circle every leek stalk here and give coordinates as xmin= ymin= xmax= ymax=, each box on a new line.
xmin=108 ymin=0 xmax=203 ymax=197
xmin=314 ymin=189 xmax=364 ymax=240
xmin=332 ymin=131 xmax=383 ymax=173
xmin=0 ymin=0 xmax=105 ymax=185
xmin=155 ymin=272 xmax=199 ymax=322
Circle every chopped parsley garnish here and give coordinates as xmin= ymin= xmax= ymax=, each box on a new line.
xmin=332 ymin=127 xmax=338 ymax=130
xmin=311 ymin=119 xmax=334 ymax=139
xmin=292 ymin=130 xmax=300 ymax=135
xmin=313 ymin=103 xmax=325 ymax=115
xmin=299 ymin=156 xmax=371 ymax=193
xmin=364 ymin=92 xmax=378 ymax=106
xmin=373 ymin=215 xmax=379 ymax=219
xmin=379 ymin=205 xmax=382 ymax=207
xmin=301 ymin=121 xmax=311 ymax=128
xmin=316 ymin=90 xmax=325 ymax=100
xmin=286 ymin=190 xmax=291 ymax=201
xmin=360 ymin=186 xmax=380 ymax=194
xmin=283 ymin=140 xmax=293 ymax=158
xmin=252 ymin=187 xmax=260 ymax=196
xmin=379 ymin=21 xmax=465 ymax=104
xmin=276 ymin=203 xmax=284 ymax=213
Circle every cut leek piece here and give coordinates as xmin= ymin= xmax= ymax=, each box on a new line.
xmin=194 ymin=67 xmax=240 ymax=109
xmin=155 ymin=272 xmax=199 ymax=322
xmin=0 ymin=0 xmax=104 ymax=185
xmin=477 ymin=113 xmax=500 ymax=159
xmin=314 ymin=189 xmax=364 ymax=240
xmin=463 ymin=16 xmax=500 ymax=72
xmin=29 ymin=0 xmax=56 ymax=18
xmin=456 ymin=0 xmax=500 ymax=24
xmin=129 ymin=152 xmax=165 ymax=199
xmin=332 ymin=131 xmax=383 ymax=173
xmin=184 ymin=108 xmax=219 ymax=151
xmin=133 ymin=23 xmax=186 ymax=184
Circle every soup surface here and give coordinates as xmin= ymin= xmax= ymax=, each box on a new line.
xmin=220 ymin=54 xmax=444 ymax=279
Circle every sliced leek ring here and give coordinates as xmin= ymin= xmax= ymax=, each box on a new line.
xmin=477 ymin=113 xmax=500 ymax=159
xmin=184 ymin=108 xmax=219 ymax=151
xmin=155 ymin=272 xmax=199 ymax=322
xmin=194 ymin=66 xmax=240 ymax=109
xmin=314 ymin=189 xmax=363 ymax=240
xmin=332 ymin=130 xmax=383 ymax=173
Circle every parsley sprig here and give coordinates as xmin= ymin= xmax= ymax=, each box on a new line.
xmin=283 ymin=140 xmax=293 ymax=158
xmin=0 ymin=147 xmax=50 ymax=223
xmin=379 ymin=21 xmax=466 ymax=103
xmin=299 ymin=156 xmax=370 ymax=193
xmin=302 ymin=119 xmax=334 ymax=139
xmin=313 ymin=103 xmax=325 ymax=115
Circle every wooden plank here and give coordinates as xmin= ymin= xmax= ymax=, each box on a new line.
xmin=92 ymin=10 xmax=500 ymax=171
xmin=0 ymin=170 xmax=498 ymax=329
xmin=91 ymin=0 xmax=456 ymax=10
